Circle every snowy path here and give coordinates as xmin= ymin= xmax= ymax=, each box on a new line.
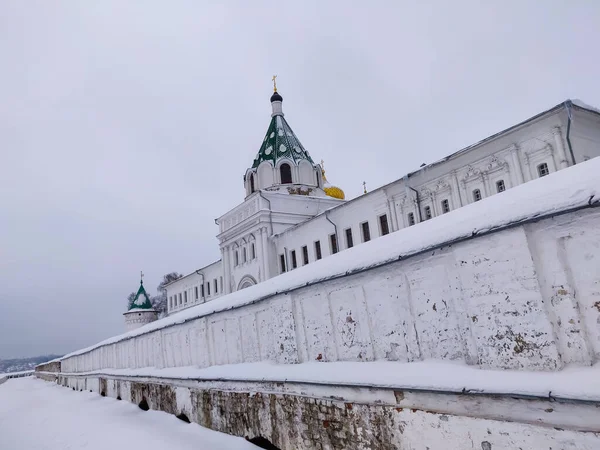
xmin=0 ymin=377 xmax=257 ymax=450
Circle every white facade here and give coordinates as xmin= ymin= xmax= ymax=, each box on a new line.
xmin=165 ymin=97 xmax=600 ymax=316
xmin=123 ymin=309 xmax=157 ymax=332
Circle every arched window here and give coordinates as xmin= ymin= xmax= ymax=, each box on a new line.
xmin=250 ymin=174 xmax=255 ymax=193
xmin=251 ymin=243 xmax=256 ymax=259
xmin=243 ymin=247 xmax=247 ymax=263
xmin=234 ymin=251 xmax=239 ymax=266
xmin=280 ymin=163 xmax=292 ymax=184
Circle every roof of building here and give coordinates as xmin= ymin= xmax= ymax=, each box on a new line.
xmin=251 ymin=91 xmax=314 ymax=168
xmin=128 ymin=280 xmax=154 ymax=311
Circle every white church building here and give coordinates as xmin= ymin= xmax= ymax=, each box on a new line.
xmin=162 ymin=86 xmax=600 ymax=317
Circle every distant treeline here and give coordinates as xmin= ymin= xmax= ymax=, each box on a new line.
xmin=0 ymin=354 xmax=63 ymax=373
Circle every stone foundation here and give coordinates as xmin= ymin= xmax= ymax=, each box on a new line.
xmin=49 ymin=373 xmax=600 ymax=450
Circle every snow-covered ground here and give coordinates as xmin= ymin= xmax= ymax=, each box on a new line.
xmin=0 ymin=377 xmax=256 ymax=450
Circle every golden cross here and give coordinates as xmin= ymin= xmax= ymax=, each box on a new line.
xmin=140 ymin=270 xmax=144 ymax=282
xmin=272 ymin=75 xmax=278 ymax=92
xmin=363 ymin=181 xmax=367 ymax=194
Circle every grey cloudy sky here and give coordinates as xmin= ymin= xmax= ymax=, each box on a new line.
xmin=1 ymin=1 xmax=599 ymax=359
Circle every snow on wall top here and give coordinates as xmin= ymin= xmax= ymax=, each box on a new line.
xmin=63 ymin=157 xmax=600 ymax=360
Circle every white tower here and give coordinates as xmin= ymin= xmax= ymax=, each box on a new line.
xmin=123 ymin=273 xmax=158 ymax=331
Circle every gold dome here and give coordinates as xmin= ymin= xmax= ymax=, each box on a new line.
xmin=321 ymin=160 xmax=345 ymax=200
xmin=324 ymin=186 xmax=345 ymax=200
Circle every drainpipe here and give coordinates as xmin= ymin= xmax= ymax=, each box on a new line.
xmin=564 ymin=100 xmax=577 ymax=165
xmin=404 ymin=175 xmax=422 ymax=223
xmin=325 ymin=210 xmax=338 ymax=251
xmin=258 ymin=191 xmax=274 ymax=235
xmin=194 ymin=270 xmax=205 ymax=303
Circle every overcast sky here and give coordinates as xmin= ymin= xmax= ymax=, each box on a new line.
xmin=1 ymin=1 xmax=599 ymax=359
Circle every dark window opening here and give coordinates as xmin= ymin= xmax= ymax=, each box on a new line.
xmin=330 ymin=234 xmax=338 ymax=254
xmin=247 ymin=436 xmax=281 ymax=450
xmin=251 ymin=243 xmax=256 ymax=259
xmin=291 ymin=250 xmax=297 ymax=269
xmin=302 ymin=245 xmax=309 ymax=265
xmin=345 ymin=228 xmax=353 ymax=248
xmin=496 ymin=180 xmax=505 ymax=193
xmin=441 ymin=199 xmax=450 ymax=213
xmin=184 ymin=291 xmax=187 ymax=303
xmin=201 ymin=284 xmax=205 ymax=298
xmin=361 ymin=222 xmax=371 ymax=242
xmin=214 ymin=279 xmax=218 ymax=294
xmin=408 ymin=213 xmax=415 ymax=226
xmin=234 ymin=251 xmax=239 ymax=266
xmin=176 ymin=413 xmax=191 ymax=423
xmin=537 ymin=163 xmax=549 ymax=177
xmin=379 ymin=214 xmax=390 ymax=236
xmin=207 ymin=282 xmax=210 ymax=296
xmin=195 ymin=287 xmax=198 ymax=300
xmin=473 ymin=189 xmax=482 ymax=202
xmin=280 ymin=163 xmax=292 ymax=184
xmin=315 ymin=241 xmax=322 ymax=260
xmin=280 ymin=254 xmax=286 ymax=273
xmin=243 ymin=247 xmax=247 ymax=263
xmin=250 ymin=174 xmax=255 ymax=193
xmin=424 ymin=206 xmax=432 ymax=220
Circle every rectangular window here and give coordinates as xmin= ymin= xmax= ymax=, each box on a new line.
xmin=345 ymin=228 xmax=354 ymax=248
xmin=537 ymin=163 xmax=549 ymax=177
xmin=315 ymin=240 xmax=322 ymax=260
xmin=234 ymin=251 xmax=239 ymax=266
xmin=214 ymin=279 xmax=218 ymax=294
xmin=184 ymin=291 xmax=188 ymax=303
xmin=251 ymin=243 xmax=256 ymax=259
xmin=291 ymin=250 xmax=297 ymax=269
xmin=424 ymin=206 xmax=432 ymax=220
xmin=220 ymin=276 xmax=223 ymax=292
xmin=361 ymin=222 xmax=371 ymax=242
xmin=330 ymin=234 xmax=338 ymax=254
xmin=207 ymin=282 xmax=210 ymax=296
xmin=280 ymin=254 xmax=286 ymax=273
xmin=169 ymin=296 xmax=173 ymax=309
xmin=302 ymin=245 xmax=309 ymax=265
xmin=441 ymin=199 xmax=450 ymax=214
xmin=473 ymin=189 xmax=482 ymax=202
xmin=379 ymin=214 xmax=390 ymax=236
xmin=496 ymin=180 xmax=505 ymax=193
xmin=201 ymin=284 xmax=205 ymax=298
xmin=195 ymin=287 xmax=198 ymax=300
xmin=178 ymin=293 xmax=182 ymax=305
xmin=408 ymin=212 xmax=415 ymax=226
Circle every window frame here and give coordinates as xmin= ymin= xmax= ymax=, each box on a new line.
xmin=473 ymin=189 xmax=482 ymax=202
xmin=291 ymin=250 xmax=297 ymax=269
xmin=441 ymin=199 xmax=450 ymax=214
xmin=537 ymin=162 xmax=549 ymax=177
xmin=280 ymin=254 xmax=286 ymax=273
xmin=345 ymin=228 xmax=354 ymax=248
xmin=407 ymin=212 xmax=415 ymax=226
xmin=496 ymin=180 xmax=505 ymax=193
xmin=379 ymin=214 xmax=390 ymax=236
xmin=280 ymin=163 xmax=292 ymax=184
xmin=329 ymin=233 xmax=339 ymax=254
xmin=361 ymin=221 xmax=371 ymax=243
xmin=302 ymin=245 xmax=309 ymax=265
xmin=424 ymin=206 xmax=432 ymax=220
xmin=314 ymin=240 xmax=322 ymax=260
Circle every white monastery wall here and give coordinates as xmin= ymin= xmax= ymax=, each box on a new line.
xmin=61 ymin=202 xmax=600 ymax=375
